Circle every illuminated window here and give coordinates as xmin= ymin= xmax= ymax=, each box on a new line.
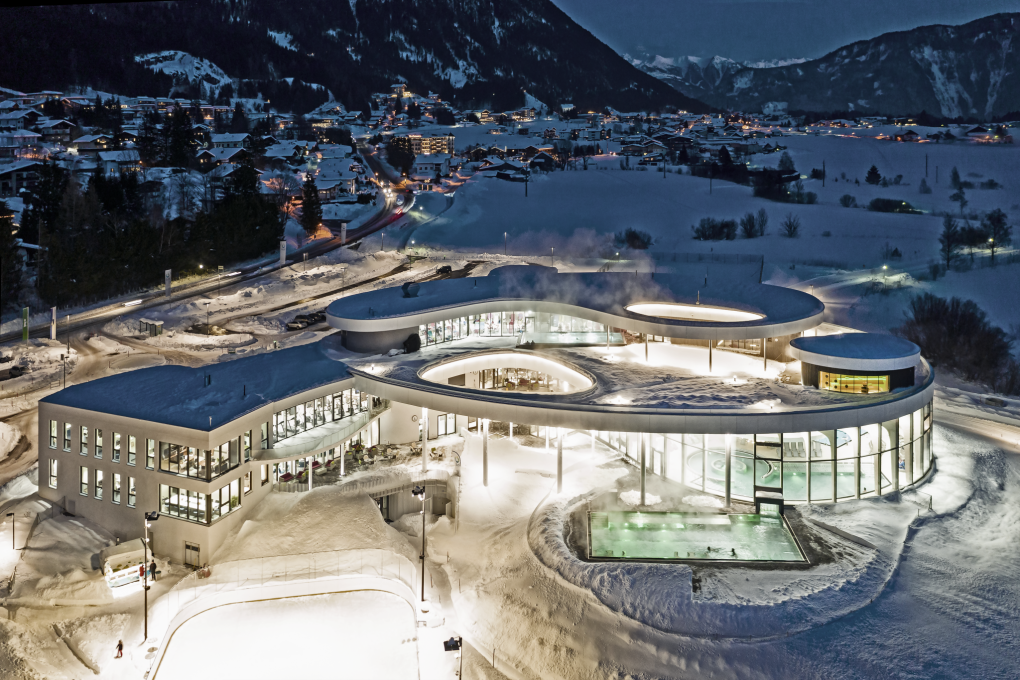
xmin=819 ymin=371 xmax=889 ymax=394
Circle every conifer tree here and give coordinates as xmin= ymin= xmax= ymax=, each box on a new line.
xmin=300 ymin=175 xmax=322 ymax=236
xmin=865 ymin=165 xmax=882 ymax=185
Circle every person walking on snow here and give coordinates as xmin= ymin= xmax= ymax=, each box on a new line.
xmin=149 ymin=560 xmax=157 ymax=582
xmin=116 ymin=640 xmax=123 ymax=658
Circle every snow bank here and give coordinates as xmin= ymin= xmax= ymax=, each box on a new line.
xmin=0 ymin=422 xmax=22 ymax=462
xmin=214 ymin=488 xmax=418 ymax=565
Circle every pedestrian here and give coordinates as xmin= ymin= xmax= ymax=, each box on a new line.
xmin=116 ymin=640 xmax=123 ymax=658
xmin=149 ymin=560 xmax=157 ymax=582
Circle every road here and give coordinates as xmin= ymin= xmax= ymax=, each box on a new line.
xmin=0 ymin=152 xmax=412 ymax=346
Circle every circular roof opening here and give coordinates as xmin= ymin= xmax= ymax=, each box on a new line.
xmin=420 ymin=351 xmax=594 ymax=394
xmin=626 ymin=302 xmax=764 ymax=323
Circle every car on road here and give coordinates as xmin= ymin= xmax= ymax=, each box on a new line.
xmin=437 ymin=265 xmax=453 ymax=275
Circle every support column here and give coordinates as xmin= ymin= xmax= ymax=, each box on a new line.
xmin=640 ymin=434 xmax=646 ymax=506
xmin=680 ymin=436 xmax=687 ymax=487
xmin=763 ymin=337 xmax=767 ymax=371
xmin=644 ymin=335 xmax=648 ymax=361
xmin=545 ymin=427 xmax=550 ymax=451
xmin=906 ymin=416 xmax=914 ymax=486
xmin=509 ymin=422 xmax=514 ymax=440
xmin=340 ymin=443 xmax=345 ymax=476
xmin=308 ymin=457 xmax=313 ymax=491
xmin=556 ymin=428 xmax=563 ymax=493
xmin=606 ymin=326 xmax=610 ymax=348
xmin=590 ymin=430 xmax=595 ymax=455
xmin=709 ymin=341 xmax=713 ymax=373
xmin=482 ymin=420 xmax=489 ymax=487
xmin=854 ymin=428 xmax=861 ymax=499
xmin=724 ymin=435 xmax=732 ymax=507
xmin=421 ymin=408 xmax=429 ymax=474
xmin=806 ymin=449 xmax=811 ymax=504
xmin=893 ymin=420 xmax=900 ymax=493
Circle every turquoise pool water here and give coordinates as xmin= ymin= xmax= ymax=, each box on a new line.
xmin=589 ymin=511 xmax=805 ymax=562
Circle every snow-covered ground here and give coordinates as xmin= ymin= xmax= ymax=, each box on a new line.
xmin=155 ymin=592 xmax=419 ymax=680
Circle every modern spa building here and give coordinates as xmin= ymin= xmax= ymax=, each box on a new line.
xmin=38 ymin=265 xmax=934 ymax=565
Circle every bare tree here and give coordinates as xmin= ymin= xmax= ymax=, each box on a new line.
xmin=780 ymin=213 xmax=801 ymax=238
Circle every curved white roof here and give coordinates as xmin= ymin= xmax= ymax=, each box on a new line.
xmin=789 ymin=333 xmax=920 ymax=372
xmin=328 ymin=266 xmax=824 ymax=341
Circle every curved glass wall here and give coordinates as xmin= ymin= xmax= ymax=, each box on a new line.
xmin=591 ymin=400 xmax=932 ymax=504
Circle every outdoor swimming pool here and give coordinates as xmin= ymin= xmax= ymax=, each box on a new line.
xmin=588 ymin=510 xmax=805 ymax=562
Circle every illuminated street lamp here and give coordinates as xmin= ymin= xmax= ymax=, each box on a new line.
xmin=143 ymin=511 xmax=159 ymax=640
xmin=412 ymin=484 xmax=430 ymax=602
xmin=444 ymin=637 xmax=464 ymax=678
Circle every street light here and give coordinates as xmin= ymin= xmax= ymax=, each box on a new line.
xmin=60 ymin=353 xmax=66 ymax=389
xmin=6 ymin=512 xmax=13 ymax=550
xmin=143 ymin=511 xmax=159 ymax=640
xmin=412 ymin=484 xmax=430 ymax=602
xmin=504 ymin=231 xmax=507 ymax=256
xmin=444 ymin=637 xmax=464 ymax=678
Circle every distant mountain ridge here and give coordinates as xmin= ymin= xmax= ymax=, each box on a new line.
xmin=0 ymin=0 xmax=708 ymax=114
xmin=632 ymin=13 xmax=1020 ymax=119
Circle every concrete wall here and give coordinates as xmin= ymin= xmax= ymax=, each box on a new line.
xmin=379 ymin=401 xmax=420 ymax=445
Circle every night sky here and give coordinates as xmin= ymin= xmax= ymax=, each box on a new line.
xmin=550 ymin=0 xmax=1020 ymax=62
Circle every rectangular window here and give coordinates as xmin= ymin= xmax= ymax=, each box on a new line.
xmin=128 ymin=477 xmax=136 ymax=507
xmin=95 ymin=429 xmax=103 ymax=458
xmin=146 ymin=439 xmax=155 ymax=469
xmin=261 ymin=422 xmax=269 ymax=449
xmin=48 ymin=459 xmax=58 ymax=489
xmin=243 ymin=431 xmax=252 ymax=462
xmin=243 ymin=471 xmax=252 ymax=495
xmin=49 ymin=420 xmax=58 ymax=448
xmin=128 ymin=435 xmax=137 ymax=466
xmin=261 ymin=464 xmax=269 ymax=486
xmin=80 ymin=425 xmax=88 ymax=455
xmin=112 ymin=432 xmax=121 ymax=463
xmin=160 ymin=485 xmax=209 ymax=524
xmin=63 ymin=423 xmax=72 ymax=451
xmin=79 ymin=466 xmax=88 ymax=495
xmin=112 ymin=473 xmax=121 ymax=504
xmin=94 ymin=469 xmax=103 ymax=500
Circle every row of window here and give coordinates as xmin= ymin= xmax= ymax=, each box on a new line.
xmin=160 ymin=467 xmax=269 ymax=525
xmin=418 ymin=312 xmax=608 ymax=346
xmin=159 ymin=430 xmax=253 ymax=481
xmin=273 ymin=389 xmax=371 ymax=443
xmin=819 ymin=371 xmax=890 ymax=394
xmin=49 ymin=421 xmax=155 ymax=468
xmin=63 ymin=462 xmax=136 ymax=507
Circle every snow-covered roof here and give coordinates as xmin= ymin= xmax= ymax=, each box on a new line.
xmin=42 ymin=341 xmax=352 ymax=431
xmin=789 ymin=334 xmax=920 ymax=372
xmin=327 ymin=265 xmax=823 ymax=341
xmin=211 ymin=133 xmax=250 ymax=143
xmin=98 ymin=150 xmax=140 ymax=162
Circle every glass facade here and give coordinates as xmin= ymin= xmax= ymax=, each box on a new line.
xmin=820 ymin=371 xmax=889 ymax=394
xmin=160 ymin=485 xmax=208 ymax=524
xmin=273 ymin=388 xmax=370 ymax=443
xmin=592 ymin=401 xmax=932 ymax=504
xmin=418 ymin=311 xmax=606 ymax=346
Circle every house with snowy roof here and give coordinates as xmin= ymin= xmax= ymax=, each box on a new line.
xmin=211 ymin=133 xmax=251 ymax=149
xmin=98 ymin=150 xmax=142 ymax=176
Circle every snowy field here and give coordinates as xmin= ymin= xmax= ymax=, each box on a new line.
xmin=154 ymin=592 xmax=419 ymax=680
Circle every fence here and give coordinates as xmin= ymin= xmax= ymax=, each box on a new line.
xmin=147 ymin=548 xmax=417 ymax=677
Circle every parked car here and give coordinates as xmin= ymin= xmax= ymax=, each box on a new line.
xmin=437 ymin=265 xmax=453 ymax=275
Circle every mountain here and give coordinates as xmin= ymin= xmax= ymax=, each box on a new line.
xmin=0 ymin=0 xmax=708 ymax=115
xmin=634 ymin=13 xmax=1020 ymax=119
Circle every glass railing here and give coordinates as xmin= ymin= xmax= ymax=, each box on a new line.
xmin=258 ymin=401 xmax=390 ymax=461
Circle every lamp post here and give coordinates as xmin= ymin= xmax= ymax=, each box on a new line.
xmin=412 ymin=484 xmax=430 ymax=602
xmin=444 ymin=636 xmax=464 ymax=678
xmin=143 ymin=511 xmax=159 ymax=640
xmin=6 ymin=512 xmax=13 ymax=550
xmin=504 ymin=231 xmax=507 ymax=256
xmin=60 ymin=353 xmax=66 ymax=388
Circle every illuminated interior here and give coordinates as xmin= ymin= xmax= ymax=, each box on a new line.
xmin=820 ymin=371 xmax=889 ymax=394
xmin=626 ymin=303 xmax=764 ymax=323
xmin=420 ymin=351 xmax=593 ymax=394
